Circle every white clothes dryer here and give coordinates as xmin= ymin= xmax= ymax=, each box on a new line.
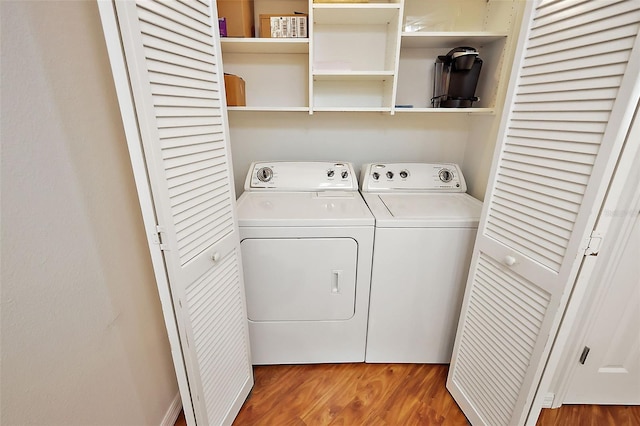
xmin=360 ymin=163 xmax=482 ymax=363
xmin=237 ymin=161 xmax=374 ymax=365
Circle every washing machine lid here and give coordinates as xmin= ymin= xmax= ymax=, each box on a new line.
xmin=363 ymin=192 xmax=482 ymax=228
xmin=237 ymin=191 xmax=374 ymax=227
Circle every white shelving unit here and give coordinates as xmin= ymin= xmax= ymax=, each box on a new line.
xmin=311 ymin=1 xmax=402 ymax=112
xmin=219 ymin=0 xmax=522 ymax=114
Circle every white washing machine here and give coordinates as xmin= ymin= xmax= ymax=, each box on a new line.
xmin=360 ymin=162 xmax=482 ymax=363
xmin=236 ymin=161 xmax=374 ymax=365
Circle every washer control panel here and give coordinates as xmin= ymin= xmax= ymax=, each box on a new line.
xmin=245 ymin=161 xmax=358 ymax=191
xmin=360 ymin=163 xmax=467 ymax=192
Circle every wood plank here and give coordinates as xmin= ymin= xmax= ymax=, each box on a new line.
xmin=173 ymin=363 xmax=640 ymax=425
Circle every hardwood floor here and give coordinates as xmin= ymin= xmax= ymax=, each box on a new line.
xmin=175 ymin=363 xmax=640 ymax=425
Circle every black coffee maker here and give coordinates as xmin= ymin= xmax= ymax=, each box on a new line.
xmin=431 ymin=47 xmax=483 ymax=108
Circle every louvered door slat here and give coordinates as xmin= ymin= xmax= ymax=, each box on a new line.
xmin=504 ymin=143 xmax=597 ymax=165
xmin=163 ymin=141 xmax=225 ymax=162
xmin=108 ymin=1 xmax=253 ymax=424
xmin=531 ymin=0 xmax=600 ymax=18
xmin=448 ymin=1 xmax=640 ymax=424
xmin=514 ymin=87 xmax=619 ymax=103
xmin=520 ymin=62 xmax=625 ymax=85
xmin=505 ymin=136 xmax=600 ymax=154
xmin=528 ymin=10 xmax=640 ymax=48
xmin=491 ymin=199 xmax=572 ymax=241
xmin=146 ymin=47 xmax=217 ymax=75
xmin=180 ymin=0 xmax=210 ymax=16
xmin=167 ymin=155 xmax=226 ymax=188
xmin=149 ymin=70 xmax=218 ymax=91
xmin=179 ymin=209 xmax=234 ymax=262
xmin=148 ymin=58 xmax=217 ymax=83
xmin=492 ymin=199 xmax=573 ymax=238
xmin=525 ymin=36 xmax=635 ymax=68
xmin=468 ymin=289 xmax=530 ymax=366
xmin=151 ymin=83 xmax=216 ymax=100
xmin=496 ymin=174 xmax=581 ymax=213
xmin=136 ymin=3 xmax=213 ymax=46
xmin=499 ymin=163 xmax=589 ymax=193
xmin=489 ymin=208 xmax=568 ymax=252
xmin=510 ymin=110 xmax=610 ymax=124
xmin=510 ymin=118 xmax=606 ymax=133
xmin=169 ymin=176 xmax=226 ymax=210
xmin=501 ymin=151 xmax=593 ymax=176
xmin=140 ymin=9 xmax=213 ymax=48
xmin=522 ymin=50 xmax=631 ymax=78
xmin=140 ymin=21 xmax=212 ymax=57
xmin=156 ymin=0 xmax=211 ymax=26
xmin=513 ymin=99 xmax=615 ymax=113
xmin=175 ymin=190 xmax=229 ymax=234
xmin=499 ymin=167 xmax=586 ymax=198
xmin=508 ymin=126 xmax=604 ymax=144
xmin=502 ymin=143 xmax=594 ymax=164
xmin=493 ymin=189 xmax=577 ymax=224
xmin=157 ymin=115 xmax=222 ymax=129
xmin=517 ymin=75 xmax=623 ymax=94
xmin=170 ymin=178 xmax=227 ymax=213
xmin=155 ymin=95 xmax=218 ymax=109
xmin=532 ymin=0 xmax=637 ymax=35
xmin=158 ymin=125 xmax=222 ymax=140
xmin=156 ymin=106 xmax=220 ymax=118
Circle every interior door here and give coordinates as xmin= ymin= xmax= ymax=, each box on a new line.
xmin=564 ymin=209 xmax=640 ymax=404
xmin=100 ymin=0 xmax=253 ymax=424
xmin=447 ymin=1 xmax=640 ymax=425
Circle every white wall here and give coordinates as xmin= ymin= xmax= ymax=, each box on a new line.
xmin=1 ymin=1 xmax=179 ymax=425
xmin=228 ymin=111 xmax=477 ymax=197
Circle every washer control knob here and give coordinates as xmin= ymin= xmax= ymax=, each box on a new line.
xmin=341 ymin=170 xmax=349 ymax=179
xmin=439 ymin=168 xmax=453 ymax=183
xmin=327 ymin=169 xmax=335 ymax=178
xmin=372 ymin=172 xmax=380 ymax=180
xmin=386 ymin=171 xmax=394 ymax=179
xmin=257 ymin=167 xmax=273 ymax=182
xmin=399 ymin=170 xmax=408 ymax=179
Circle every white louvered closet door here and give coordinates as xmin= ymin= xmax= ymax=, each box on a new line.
xmin=112 ymin=0 xmax=252 ymax=424
xmin=447 ymin=1 xmax=640 ymax=425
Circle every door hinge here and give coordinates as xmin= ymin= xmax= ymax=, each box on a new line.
xmin=154 ymin=225 xmax=169 ymax=251
xmin=579 ymin=346 xmax=591 ymax=364
xmin=583 ymin=231 xmax=602 ymax=256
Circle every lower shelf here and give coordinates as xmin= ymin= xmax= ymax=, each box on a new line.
xmin=226 ymin=106 xmax=496 ymax=114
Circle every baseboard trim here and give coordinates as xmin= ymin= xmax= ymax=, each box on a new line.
xmin=161 ymin=392 xmax=182 ymax=426
xmin=541 ymin=393 xmax=555 ymax=409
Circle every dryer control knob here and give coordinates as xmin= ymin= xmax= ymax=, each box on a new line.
xmin=386 ymin=171 xmax=394 ymax=179
xmin=399 ymin=170 xmax=408 ymax=179
xmin=257 ymin=167 xmax=273 ymax=182
xmin=372 ymin=172 xmax=380 ymax=180
xmin=327 ymin=169 xmax=335 ymax=178
xmin=341 ymin=170 xmax=349 ymax=179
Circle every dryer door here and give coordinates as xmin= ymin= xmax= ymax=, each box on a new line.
xmin=241 ymin=238 xmax=358 ymax=321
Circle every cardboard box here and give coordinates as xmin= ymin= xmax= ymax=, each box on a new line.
xmin=224 ymin=74 xmax=246 ymax=106
xmin=259 ymin=14 xmax=308 ymax=38
xmin=217 ymin=0 xmax=254 ymax=37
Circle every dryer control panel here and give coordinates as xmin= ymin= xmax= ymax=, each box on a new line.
xmin=245 ymin=161 xmax=359 ymax=191
xmin=360 ymin=163 xmax=467 ymax=192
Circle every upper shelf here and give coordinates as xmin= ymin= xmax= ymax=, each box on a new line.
xmin=313 ymin=70 xmax=395 ymax=81
xmin=400 ymin=32 xmax=508 ymax=48
xmin=313 ymin=4 xmax=401 ymax=25
xmin=221 ymin=38 xmax=309 ymax=54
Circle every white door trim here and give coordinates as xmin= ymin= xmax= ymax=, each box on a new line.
xmin=532 ymin=100 xmax=640 ymax=412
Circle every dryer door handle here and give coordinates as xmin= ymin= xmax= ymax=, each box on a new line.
xmin=331 ymin=270 xmax=342 ymax=294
